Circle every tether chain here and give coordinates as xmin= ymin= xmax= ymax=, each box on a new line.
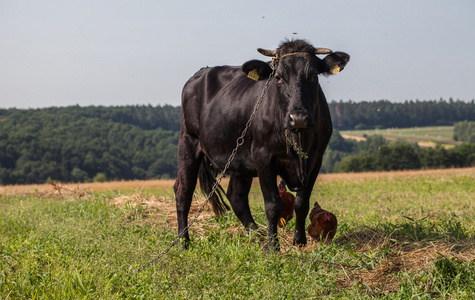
xmin=135 ymin=61 xmax=277 ymax=273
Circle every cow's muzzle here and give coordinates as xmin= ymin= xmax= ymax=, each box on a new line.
xmin=289 ymin=112 xmax=309 ymax=129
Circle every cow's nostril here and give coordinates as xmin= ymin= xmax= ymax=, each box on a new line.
xmin=289 ymin=113 xmax=308 ymax=129
xmin=289 ymin=115 xmax=296 ymax=127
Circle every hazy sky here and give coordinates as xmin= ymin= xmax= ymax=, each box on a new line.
xmin=1 ymin=0 xmax=474 ymax=109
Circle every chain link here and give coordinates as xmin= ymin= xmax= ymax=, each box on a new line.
xmin=135 ymin=62 xmax=277 ymax=273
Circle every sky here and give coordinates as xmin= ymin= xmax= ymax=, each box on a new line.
xmin=1 ymin=0 xmax=474 ymax=109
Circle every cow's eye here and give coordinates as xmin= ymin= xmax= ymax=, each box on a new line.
xmin=311 ymin=73 xmax=318 ymax=82
xmin=275 ymin=74 xmax=283 ymax=84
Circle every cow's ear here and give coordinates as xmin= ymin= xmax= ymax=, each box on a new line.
xmin=319 ymin=52 xmax=350 ymax=75
xmin=242 ymin=60 xmax=273 ymax=81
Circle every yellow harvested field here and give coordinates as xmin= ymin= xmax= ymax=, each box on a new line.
xmin=1 ymin=167 xmax=473 ymax=196
xmin=317 ymin=166 xmax=474 ymax=182
xmin=340 ymin=134 xmax=367 ymax=142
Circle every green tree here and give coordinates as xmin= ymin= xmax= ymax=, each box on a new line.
xmin=71 ymin=167 xmax=89 ymax=182
xmin=93 ymin=172 xmax=107 ymax=183
xmin=454 ymin=121 xmax=475 ymax=142
xmin=338 ymin=152 xmax=373 ymax=172
xmin=374 ymin=141 xmax=420 ymax=171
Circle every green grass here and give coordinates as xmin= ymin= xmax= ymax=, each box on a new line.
xmin=1 ymin=172 xmax=475 ymax=299
xmin=340 ymin=126 xmax=459 ymax=147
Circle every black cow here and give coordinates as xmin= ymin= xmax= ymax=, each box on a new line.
xmin=174 ymin=39 xmax=349 ymax=250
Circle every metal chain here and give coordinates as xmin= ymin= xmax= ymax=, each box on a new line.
xmin=135 ymin=62 xmax=277 ymax=273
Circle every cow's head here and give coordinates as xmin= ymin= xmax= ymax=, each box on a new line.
xmin=242 ymin=39 xmax=349 ymax=131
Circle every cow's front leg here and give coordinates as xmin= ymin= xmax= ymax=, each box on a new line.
xmin=293 ymin=166 xmax=320 ymax=246
xmin=293 ymin=190 xmax=311 ymax=246
xmin=257 ymin=170 xmax=282 ymax=251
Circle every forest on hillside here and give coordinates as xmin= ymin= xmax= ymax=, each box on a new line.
xmin=0 ymin=105 xmax=181 ymax=184
xmin=329 ymin=98 xmax=474 ymax=129
xmin=0 ymin=99 xmax=473 ymax=185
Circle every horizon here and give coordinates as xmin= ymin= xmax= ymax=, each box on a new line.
xmin=1 ymin=97 xmax=474 ymax=110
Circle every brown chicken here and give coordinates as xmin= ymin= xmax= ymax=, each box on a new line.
xmin=277 ymin=180 xmax=295 ymax=228
xmin=307 ymin=202 xmax=338 ymax=241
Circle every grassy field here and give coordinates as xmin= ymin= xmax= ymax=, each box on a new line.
xmin=340 ymin=126 xmax=459 ymax=148
xmin=1 ymin=168 xmax=475 ymax=298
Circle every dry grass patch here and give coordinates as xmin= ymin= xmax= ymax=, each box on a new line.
xmin=107 ymin=191 xmax=216 ymax=230
xmin=336 ymin=229 xmax=475 ymax=294
xmin=346 ymin=242 xmax=475 ymax=294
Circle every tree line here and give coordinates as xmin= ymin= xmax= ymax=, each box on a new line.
xmin=321 ymin=130 xmax=474 ymax=173
xmin=0 ymin=105 xmax=180 ymax=185
xmin=329 ymin=98 xmax=474 ymax=130
xmin=0 ymin=100 xmax=473 ymax=185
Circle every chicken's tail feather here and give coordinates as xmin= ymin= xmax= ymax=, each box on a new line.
xmin=198 ymin=156 xmax=230 ymax=216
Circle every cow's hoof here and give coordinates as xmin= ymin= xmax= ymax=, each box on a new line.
xmin=293 ymin=236 xmax=307 ymax=247
xmin=180 ymin=238 xmax=190 ymax=250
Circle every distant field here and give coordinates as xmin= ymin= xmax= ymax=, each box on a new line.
xmin=340 ymin=126 xmax=460 ymax=148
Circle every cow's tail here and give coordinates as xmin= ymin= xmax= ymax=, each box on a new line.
xmin=198 ymin=157 xmax=230 ymax=216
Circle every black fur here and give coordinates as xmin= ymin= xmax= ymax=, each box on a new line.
xmin=174 ymin=39 xmax=349 ymax=251
xmin=276 ymin=39 xmax=316 ymax=56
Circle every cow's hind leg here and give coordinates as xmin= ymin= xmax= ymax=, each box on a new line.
xmin=174 ymin=134 xmax=202 ymax=249
xmin=226 ymin=175 xmax=258 ymax=231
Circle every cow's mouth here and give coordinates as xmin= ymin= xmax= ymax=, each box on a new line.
xmin=283 ymin=129 xmax=309 ymax=187
xmin=287 ymin=127 xmax=303 ymax=133
xmin=284 ymin=129 xmax=308 ymax=160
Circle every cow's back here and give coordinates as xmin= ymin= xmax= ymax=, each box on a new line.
xmin=181 ymin=66 xmax=242 ymax=136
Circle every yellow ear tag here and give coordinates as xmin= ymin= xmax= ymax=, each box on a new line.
xmin=247 ymin=69 xmax=259 ymax=81
xmin=329 ymin=65 xmax=340 ymax=75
